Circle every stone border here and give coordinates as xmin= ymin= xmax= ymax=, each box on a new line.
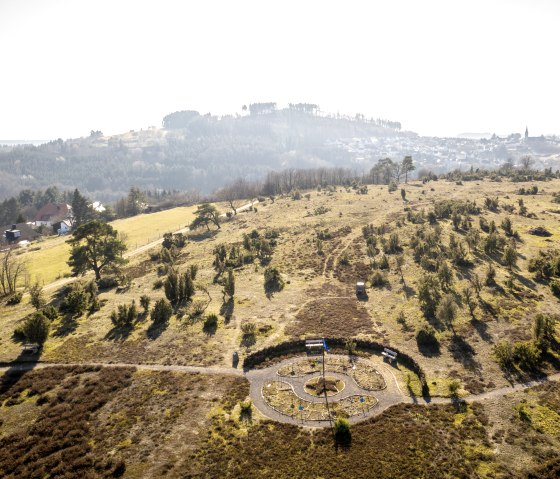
xmin=277 ymin=356 xmax=387 ymax=391
xmin=261 ymin=379 xmax=378 ymax=422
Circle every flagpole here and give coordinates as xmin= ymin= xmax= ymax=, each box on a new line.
xmin=322 ymin=338 xmax=332 ymax=427
xmin=322 ymin=339 xmax=326 ymax=380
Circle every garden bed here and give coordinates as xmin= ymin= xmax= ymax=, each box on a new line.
xmin=277 ymin=356 xmax=386 ymax=390
xmin=262 ymin=380 xmax=377 ymax=421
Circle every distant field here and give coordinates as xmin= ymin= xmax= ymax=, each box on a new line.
xmin=16 ymin=206 xmax=197 ymax=284
xmin=110 ymin=205 xmax=195 ymax=249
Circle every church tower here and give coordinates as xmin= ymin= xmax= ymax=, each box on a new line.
xmin=525 ymin=126 xmax=529 ymax=140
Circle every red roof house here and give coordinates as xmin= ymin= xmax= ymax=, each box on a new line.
xmin=35 ymin=203 xmax=72 ymax=227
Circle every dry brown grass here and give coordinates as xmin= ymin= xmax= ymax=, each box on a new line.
xmin=0 ymin=366 xmax=249 ymax=478
xmin=2 ymin=178 xmax=560 ymax=397
xmin=286 ymin=296 xmax=375 ymax=338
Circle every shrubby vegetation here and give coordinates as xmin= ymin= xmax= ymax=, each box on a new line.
xmin=21 ymin=311 xmax=50 ymax=345
xmin=59 ymin=281 xmax=99 ymax=316
xmin=151 ymin=298 xmax=173 ymax=323
xmin=264 ymin=267 xmax=284 ymax=294
xmin=110 ymin=300 xmax=138 ymax=328
xmin=164 ymin=269 xmax=195 ymax=305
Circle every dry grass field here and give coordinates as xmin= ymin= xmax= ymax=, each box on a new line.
xmin=12 ymin=205 xmax=197 ymax=285
xmin=3 ymin=179 xmax=560 ymax=387
xmin=2 ymin=177 xmax=560 ymax=477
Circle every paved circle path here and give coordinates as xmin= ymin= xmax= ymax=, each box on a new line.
xmin=245 ymin=354 xmax=405 ymax=426
xmin=3 ymin=354 xmax=560 ymax=428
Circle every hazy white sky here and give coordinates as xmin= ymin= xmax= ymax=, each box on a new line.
xmin=1 ymin=0 xmax=558 ymax=139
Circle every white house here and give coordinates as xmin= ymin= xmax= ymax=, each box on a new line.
xmin=53 ymin=219 xmax=72 ymax=235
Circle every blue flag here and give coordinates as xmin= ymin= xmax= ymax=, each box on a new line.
xmin=323 ymin=339 xmax=329 ymax=352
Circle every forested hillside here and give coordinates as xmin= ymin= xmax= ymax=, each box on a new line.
xmin=0 ymin=107 xmax=402 ymax=201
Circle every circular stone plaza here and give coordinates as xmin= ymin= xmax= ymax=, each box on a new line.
xmin=245 ymin=354 xmax=406 ymax=426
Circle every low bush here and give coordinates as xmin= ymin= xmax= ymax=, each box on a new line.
xmin=41 ymin=305 xmax=60 ymax=321
xmin=512 ymin=341 xmax=541 ymax=370
xmin=264 ymin=267 xmax=284 ymax=293
xmin=97 ymin=276 xmax=118 ymax=290
xmin=139 ymin=294 xmax=151 ymax=313
xmin=493 ymin=341 xmax=513 ymax=369
xmin=371 ymin=271 xmax=387 ymax=288
xmin=333 ymin=417 xmax=351 ymax=444
xmin=61 ymin=288 xmax=89 ymax=315
xmin=6 ymin=291 xmax=22 ymax=305
xmin=59 ymin=282 xmax=98 ymax=316
xmin=203 ymin=313 xmax=219 ymax=334
xmin=550 ymin=280 xmax=560 ymax=298
xmin=21 ymin=311 xmax=50 ymax=345
xmin=416 ymin=327 xmax=440 ymax=355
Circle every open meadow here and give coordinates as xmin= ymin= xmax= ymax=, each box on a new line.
xmin=12 ymin=205 xmax=197 ymax=285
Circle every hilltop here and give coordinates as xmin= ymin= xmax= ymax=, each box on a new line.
xmin=1 ymin=176 xmax=560 ymax=477
xmin=2 ymin=107 xmax=559 ymax=207
xmin=0 ymin=106 xmax=403 ymax=201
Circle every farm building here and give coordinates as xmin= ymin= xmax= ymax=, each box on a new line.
xmin=2 ymin=223 xmax=41 ymax=244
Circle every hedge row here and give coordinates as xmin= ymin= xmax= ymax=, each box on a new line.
xmin=243 ymin=339 xmax=307 ymax=370
xmin=243 ymin=337 xmax=429 ymax=395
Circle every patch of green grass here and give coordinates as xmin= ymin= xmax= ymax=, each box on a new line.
xmin=17 ymin=237 xmax=71 ymax=284
xmin=17 ymin=206 xmax=197 ymax=284
xmin=110 ymin=205 xmax=196 ymax=248
xmin=516 ymin=400 xmax=560 ymax=435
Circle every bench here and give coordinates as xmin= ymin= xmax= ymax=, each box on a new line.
xmin=21 ymin=343 xmax=39 ymax=354
xmin=381 ymin=347 xmax=397 ymax=363
xmin=306 ymin=339 xmax=325 ymax=356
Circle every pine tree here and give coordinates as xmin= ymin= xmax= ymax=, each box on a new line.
xmin=71 ymin=188 xmax=92 ymax=228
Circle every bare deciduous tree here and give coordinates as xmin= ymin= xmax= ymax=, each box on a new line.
xmin=216 ymin=178 xmax=258 ymax=214
xmin=520 ymin=155 xmax=534 ymax=171
xmin=0 ymin=250 xmax=27 ymax=297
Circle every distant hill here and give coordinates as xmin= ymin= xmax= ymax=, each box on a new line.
xmin=0 ymin=107 xmax=404 ymax=201
xmin=0 ymin=140 xmax=49 ymax=146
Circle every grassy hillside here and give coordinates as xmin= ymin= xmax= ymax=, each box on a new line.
xmin=2 ymin=177 xmax=560 ymax=477
xmin=3 ymin=180 xmax=560 ymax=381
xmin=13 ymin=205 xmax=196 ymax=284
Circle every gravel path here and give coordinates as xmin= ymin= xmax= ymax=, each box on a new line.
xmin=2 ymin=355 xmax=560 ymax=428
xmin=0 ymin=360 xmax=244 ymax=377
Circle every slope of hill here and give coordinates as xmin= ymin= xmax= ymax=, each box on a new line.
xmin=1 ymin=178 xmax=560 ymax=477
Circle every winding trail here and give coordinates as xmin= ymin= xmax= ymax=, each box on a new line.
xmin=3 ymin=355 xmax=559 ymax=428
